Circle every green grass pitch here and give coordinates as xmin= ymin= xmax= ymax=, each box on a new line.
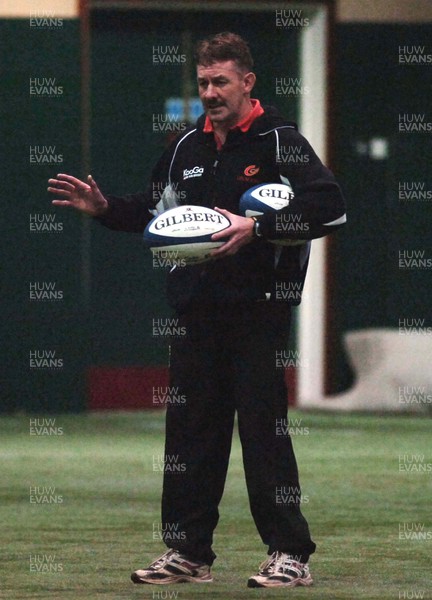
xmin=1 ymin=410 xmax=431 ymax=599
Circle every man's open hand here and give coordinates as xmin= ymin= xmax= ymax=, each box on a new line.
xmin=47 ymin=173 xmax=108 ymax=217
xmin=210 ymin=207 xmax=255 ymax=258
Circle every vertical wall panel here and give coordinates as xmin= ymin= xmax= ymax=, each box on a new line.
xmin=1 ymin=17 xmax=84 ymax=411
xmin=333 ymin=23 xmax=432 ymax=392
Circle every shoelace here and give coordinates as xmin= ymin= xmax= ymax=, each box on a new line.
xmin=149 ymin=549 xmax=177 ymax=570
xmin=259 ymin=552 xmax=303 ymax=576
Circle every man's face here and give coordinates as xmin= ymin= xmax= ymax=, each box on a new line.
xmin=197 ymin=60 xmax=255 ymax=128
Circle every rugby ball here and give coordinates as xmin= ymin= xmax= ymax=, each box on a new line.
xmin=239 ymin=182 xmax=306 ymax=246
xmin=240 ymin=182 xmax=294 ymax=217
xmin=143 ymin=205 xmax=231 ymax=265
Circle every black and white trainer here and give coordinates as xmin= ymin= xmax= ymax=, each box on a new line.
xmin=131 ymin=549 xmax=213 ymax=585
xmin=247 ymin=551 xmax=313 ymax=588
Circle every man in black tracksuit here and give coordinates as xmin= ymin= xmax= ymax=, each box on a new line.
xmin=48 ymin=32 xmax=346 ymax=589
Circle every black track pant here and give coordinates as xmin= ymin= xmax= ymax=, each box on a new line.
xmin=161 ymin=302 xmax=316 ymax=566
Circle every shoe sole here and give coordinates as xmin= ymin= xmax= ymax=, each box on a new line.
xmin=247 ymin=575 xmax=313 ymax=588
xmin=131 ymin=573 xmax=213 ymax=585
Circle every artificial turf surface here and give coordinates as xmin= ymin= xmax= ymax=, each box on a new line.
xmin=1 ymin=410 xmax=431 ymax=599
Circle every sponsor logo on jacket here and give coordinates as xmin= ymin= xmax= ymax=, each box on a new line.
xmin=183 ymin=166 xmax=204 ymax=180
xmin=244 ymin=164 xmax=260 ymax=176
xmin=237 ymin=164 xmax=261 ymax=183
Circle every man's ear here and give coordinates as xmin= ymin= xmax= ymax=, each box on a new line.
xmin=243 ymin=71 xmax=256 ymax=94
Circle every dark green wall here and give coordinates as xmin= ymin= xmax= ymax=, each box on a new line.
xmin=1 ymin=10 xmax=302 ymax=412
xmin=10 ymin=13 xmax=426 ymax=407
xmin=333 ymin=24 xmax=432 ymax=391
xmin=1 ymin=19 xmax=84 ymax=412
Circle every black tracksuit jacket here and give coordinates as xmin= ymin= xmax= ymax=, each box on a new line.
xmin=97 ymin=105 xmax=346 ymax=312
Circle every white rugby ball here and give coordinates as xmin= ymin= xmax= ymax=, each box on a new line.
xmin=239 ymin=182 xmax=307 ymax=246
xmin=143 ymin=205 xmax=231 ymax=265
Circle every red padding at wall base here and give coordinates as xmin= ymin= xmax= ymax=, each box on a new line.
xmin=88 ymin=366 xmax=170 ymax=410
xmin=88 ymin=366 xmax=296 ymax=410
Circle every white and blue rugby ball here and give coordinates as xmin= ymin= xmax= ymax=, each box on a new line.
xmin=240 ymin=182 xmax=294 ymax=217
xmin=143 ymin=205 xmax=231 ymax=265
xmin=239 ymin=182 xmax=306 ymax=246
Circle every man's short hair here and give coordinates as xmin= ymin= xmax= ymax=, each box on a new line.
xmin=195 ymin=32 xmax=254 ymax=72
